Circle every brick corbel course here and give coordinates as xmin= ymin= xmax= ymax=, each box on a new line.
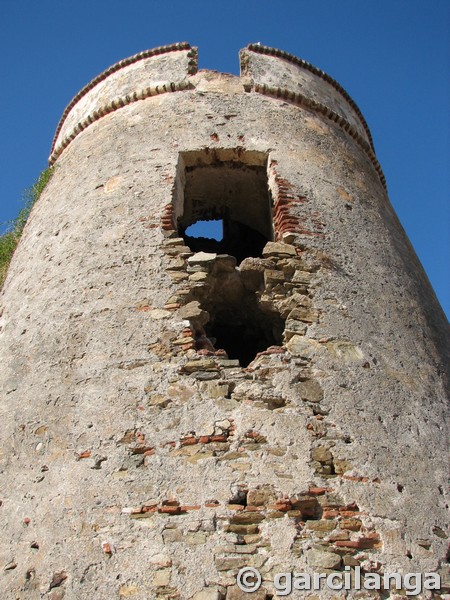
xmin=243 ymin=43 xmax=374 ymax=152
xmin=254 ymin=83 xmax=386 ymax=191
xmin=50 ymin=42 xmax=196 ymax=156
xmin=49 ymin=80 xmax=194 ymax=165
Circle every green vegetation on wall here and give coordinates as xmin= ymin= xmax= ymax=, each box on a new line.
xmin=0 ymin=167 xmax=54 ymax=288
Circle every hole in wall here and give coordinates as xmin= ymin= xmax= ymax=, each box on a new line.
xmin=176 ymin=152 xmax=273 ymax=265
xmin=176 ymin=150 xmax=285 ymax=367
xmin=183 ymin=217 xmax=268 ymax=263
xmin=185 ymin=219 xmax=223 ymax=243
xmin=190 ymin=262 xmax=285 ymax=367
xmin=204 ymin=294 xmax=284 ymax=368
xmin=432 ymin=525 xmax=447 ymax=539
xmin=229 ymin=488 xmax=248 ymax=506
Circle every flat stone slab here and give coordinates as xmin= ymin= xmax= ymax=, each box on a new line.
xmin=262 ymin=241 xmax=297 ymax=257
xmin=187 ymin=252 xmax=217 ymax=265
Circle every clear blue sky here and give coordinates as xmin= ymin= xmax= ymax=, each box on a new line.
xmin=0 ymin=0 xmax=448 ymax=318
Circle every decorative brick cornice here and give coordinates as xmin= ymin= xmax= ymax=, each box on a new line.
xmin=50 ymin=42 xmax=197 ymax=162
xmin=49 ymin=80 xmax=194 ymax=165
xmin=49 ymin=42 xmax=385 ymax=190
xmin=245 ymin=43 xmax=375 ymax=153
xmin=253 ymin=83 xmax=386 ymax=191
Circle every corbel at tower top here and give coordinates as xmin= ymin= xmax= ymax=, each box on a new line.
xmin=49 ymin=42 xmax=379 ymax=186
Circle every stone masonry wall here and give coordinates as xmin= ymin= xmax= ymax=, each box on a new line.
xmin=0 ymin=44 xmax=448 ymax=600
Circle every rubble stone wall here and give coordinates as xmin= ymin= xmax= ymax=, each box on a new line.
xmin=0 ymin=44 xmax=448 ymax=600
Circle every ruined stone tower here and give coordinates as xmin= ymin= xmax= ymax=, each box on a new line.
xmin=0 ymin=43 xmax=448 ymax=599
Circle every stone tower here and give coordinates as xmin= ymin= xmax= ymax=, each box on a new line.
xmin=0 ymin=43 xmax=448 ymax=600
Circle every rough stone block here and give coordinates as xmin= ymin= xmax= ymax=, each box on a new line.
xmin=306 ymin=548 xmax=342 ymax=569
xmin=179 ymin=301 xmax=210 ymax=325
xmin=299 ymin=379 xmax=324 ymax=403
xmin=286 ymin=335 xmax=321 ymax=358
xmin=262 ymin=241 xmax=297 ymax=257
xmin=191 ymin=589 xmax=221 ymax=600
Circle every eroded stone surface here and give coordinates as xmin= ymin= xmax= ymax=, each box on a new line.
xmin=0 ymin=43 xmax=448 ymax=600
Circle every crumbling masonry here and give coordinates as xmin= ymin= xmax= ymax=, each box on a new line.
xmin=0 ymin=43 xmax=449 ymax=599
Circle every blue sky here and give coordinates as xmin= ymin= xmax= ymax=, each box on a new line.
xmin=0 ymin=0 xmax=448 ymax=317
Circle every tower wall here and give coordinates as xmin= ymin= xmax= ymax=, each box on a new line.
xmin=0 ymin=44 xmax=448 ymax=600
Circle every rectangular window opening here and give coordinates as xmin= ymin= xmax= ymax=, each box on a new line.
xmin=175 ymin=149 xmax=273 ymax=264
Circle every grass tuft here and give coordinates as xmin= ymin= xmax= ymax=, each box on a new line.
xmin=0 ymin=167 xmax=54 ymax=288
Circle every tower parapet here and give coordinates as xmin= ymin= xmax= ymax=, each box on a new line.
xmin=241 ymin=44 xmax=374 ymax=148
xmin=50 ymin=42 xmax=197 ymax=163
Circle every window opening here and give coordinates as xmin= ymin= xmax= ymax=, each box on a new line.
xmin=176 ymin=156 xmax=273 ymax=265
xmin=185 ymin=219 xmax=223 ymax=241
xmin=184 ymin=219 xmax=224 ymax=254
xmin=174 ymin=150 xmax=284 ymax=367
